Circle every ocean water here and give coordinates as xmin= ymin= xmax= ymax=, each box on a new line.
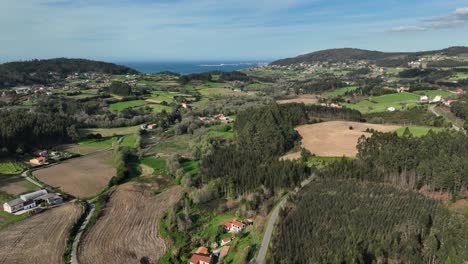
xmin=118 ymin=61 xmax=267 ymax=74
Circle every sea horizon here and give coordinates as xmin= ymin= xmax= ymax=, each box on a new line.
xmin=117 ymin=61 xmax=269 ymax=74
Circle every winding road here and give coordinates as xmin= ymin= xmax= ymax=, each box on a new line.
xmin=255 ymin=197 xmax=288 ymax=264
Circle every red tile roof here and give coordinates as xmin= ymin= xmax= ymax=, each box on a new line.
xmin=196 ymin=247 xmax=209 ymax=255
xmin=190 ymin=254 xmax=211 ymax=264
xmin=222 ymin=237 xmax=231 ymax=243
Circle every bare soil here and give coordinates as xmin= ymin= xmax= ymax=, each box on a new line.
xmin=277 ymin=94 xmax=320 ymax=105
xmin=0 ymin=202 xmax=83 ymax=264
xmin=0 ymin=175 xmax=38 ymax=196
xmin=296 ymin=121 xmax=400 ymax=157
xmin=57 ymin=144 xmax=106 ymax=155
xmin=33 ymin=151 xmax=115 ymax=198
xmin=78 ymin=183 xmax=183 ymax=264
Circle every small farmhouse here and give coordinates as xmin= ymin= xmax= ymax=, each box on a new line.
xmin=30 ymin=156 xmax=46 ymax=166
xmin=224 ymin=220 xmax=245 ymax=233
xmin=189 ymin=254 xmax=212 ymax=264
xmin=419 ymin=95 xmax=429 ymax=102
xmin=147 ymin=123 xmax=157 ymax=130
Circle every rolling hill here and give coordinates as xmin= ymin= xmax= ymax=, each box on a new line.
xmin=271 ymin=46 xmax=468 ymax=66
xmin=0 ymin=58 xmax=139 ymax=88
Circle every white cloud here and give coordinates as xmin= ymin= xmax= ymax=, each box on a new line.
xmin=391 ymin=6 xmax=468 ymax=32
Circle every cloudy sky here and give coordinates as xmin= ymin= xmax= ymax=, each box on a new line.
xmin=1 ymin=0 xmax=468 ymax=62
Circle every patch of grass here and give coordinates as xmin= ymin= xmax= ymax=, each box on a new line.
xmin=181 ymin=160 xmax=199 ymax=176
xmin=78 ymin=125 xmax=140 ymax=137
xmin=148 ymin=91 xmax=190 ymax=103
xmin=323 ymin=86 xmax=359 ymax=97
xmin=449 ymin=72 xmax=468 ymax=80
xmin=120 ymin=134 xmax=138 ymax=148
xmin=345 ymin=92 xmax=419 ymax=113
xmin=108 ymin=100 xmax=146 ymax=111
xmin=395 ymin=126 xmax=446 ymax=137
xmin=147 ymin=104 xmax=172 ymax=113
xmin=197 ymin=213 xmax=236 ymax=240
xmin=141 ymin=157 xmax=169 ymax=177
xmin=412 ymin=90 xmax=454 ymax=99
xmin=78 ymin=137 xmax=117 ymax=148
xmin=0 ymin=210 xmax=28 ymax=231
xmin=0 ymin=162 xmax=24 ymax=175
xmin=223 ymin=231 xmax=256 ymax=263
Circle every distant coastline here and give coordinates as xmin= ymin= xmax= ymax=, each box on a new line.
xmin=117 ymin=61 xmax=268 ymax=74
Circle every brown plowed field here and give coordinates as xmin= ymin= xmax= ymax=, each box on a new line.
xmin=297 ymin=121 xmax=400 ymax=157
xmin=78 ymin=184 xmax=183 ymax=264
xmin=277 ymin=94 xmax=320 ymax=105
xmin=0 ymin=202 xmax=83 ymax=264
xmin=33 ymin=151 xmax=115 ymax=198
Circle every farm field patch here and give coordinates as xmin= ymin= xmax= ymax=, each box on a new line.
xmin=78 ymin=137 xmax=117 ymax=148
xmin=0 ymin=161 xmax=24 ymax=175
xmin=395 ymin=126 xmax=446 ymax=137
xmin=0 ymin=202 xmax=83 ymax=263
xmin=78 ymin=184 xmax=182 ymax=264
xmin=78 ymin=125 xmax=140 ymax=137
xmin=120 ymin=134 xmax=138 ymax=148
xmin=296 ymin=121 xmax=400 ymax=157
xmin=345 ymin=92 xmax=419 ymax=113
xmin=323 ymin=86 xmax=359 ymax=97
xmin=109 ymin=100 xmax=146 ymax=111
xmin=33 ymin=151 xmax=115 ymax=198
xmin=276 ymin=94 xmax=320 ymax=105
xmin=413 ymin=90 xmax=454 ymax=99
xmin=147 ymin=104 xmax=172 ymax=113
xmin=0 ymin=174 xmax=39 ymax=196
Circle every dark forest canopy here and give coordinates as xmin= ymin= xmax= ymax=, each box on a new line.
xmin=271 ymin=46 xmax=468 ymax=66
xmin=0 ymin=58 xmax=138 ymax=88
xmin=200 ymin=103 xmax=362 ymax=196
xmin=271 ymin=180 xmax=467 ymax=263
xmin=320 ymin=130 xmax=468 ymax=194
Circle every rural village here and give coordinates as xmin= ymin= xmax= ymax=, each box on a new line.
xmin=0 ymin=47 xmax=468 ymax=264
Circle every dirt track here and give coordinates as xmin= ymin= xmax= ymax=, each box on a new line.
xmin=78 ymin=183 xmax=182 ymax=264
xmin=297 ymin=121 xmax=400 ymax=157
xmin=0 ymin=202 xmax=83 ymax=264
xmin=33 ymin=151 xmax=115 ymax=198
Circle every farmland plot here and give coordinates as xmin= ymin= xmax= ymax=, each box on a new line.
xmin=0 ymin=202 xmax=83 ymax=264
xmin=296 ymin=121 xmax=400 ymax=157
xmin=78 ymin=184 xmax=183 ymax=264
xmin=33 ymin=151 xmax=115 ymax=198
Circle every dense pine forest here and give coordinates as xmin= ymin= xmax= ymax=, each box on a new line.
xmin=0 ymin=109 xmax=75 ymax=153
xmin=200 ymin=103 xmax=362 ymax=196
xmin=271 ymin=180 xmax=467 ymax=263
xmin=320 ymin=130 xmax=468 ymax=194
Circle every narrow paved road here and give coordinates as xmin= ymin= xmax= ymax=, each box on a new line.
xmin=21 ymin=170 xmax=44 ymax=188
xmin=255 ymin=197 xmax=288 ymax=264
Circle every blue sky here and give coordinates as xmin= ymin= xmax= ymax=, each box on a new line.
xmin=1 ymin=0 xmax=468 ymax=62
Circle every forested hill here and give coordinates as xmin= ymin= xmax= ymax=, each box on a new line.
xmin=271 ymin=46 xmax=468 ymax=66
xmin=0 ymin=58 xmax=138 ymax=87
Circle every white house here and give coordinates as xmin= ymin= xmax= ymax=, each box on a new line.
xmin=420 ymin=95 xmax=429 ymax=102
xmin=386 ymin=106 xmax=396 ymax=112
xmin=431 ymin=95 xmax=443 ymax=103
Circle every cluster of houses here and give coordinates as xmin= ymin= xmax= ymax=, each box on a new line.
xmin=198 ymin=114 xmax=231 ymax=123
xmin=3 ymin=189 xmax=63 ymax=214
xmin=189 ymin=219 xmax=252 ymax=264
xmin=28 ymin=149 xmax=72 ymax=167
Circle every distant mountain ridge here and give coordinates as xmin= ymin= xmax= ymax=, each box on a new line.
xmin=271 ymin=46 xmax=468 ymax=66
xmin=0 ymin=58 xmax=138 ymax=88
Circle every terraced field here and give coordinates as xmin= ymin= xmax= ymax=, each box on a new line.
xmin=78 ymin=184 xmax=182 ymax=264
